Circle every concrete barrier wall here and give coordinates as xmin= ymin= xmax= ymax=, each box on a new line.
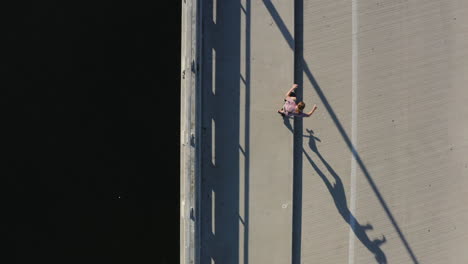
xmin=180 ymin=1 xmax=202 ymax=264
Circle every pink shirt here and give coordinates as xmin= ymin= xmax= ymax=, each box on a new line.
xmin=283 ymin=97 xmax=308 ymax=117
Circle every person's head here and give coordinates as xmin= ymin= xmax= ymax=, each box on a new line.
xmin=297 ymin=101 xmax=305 ymax=112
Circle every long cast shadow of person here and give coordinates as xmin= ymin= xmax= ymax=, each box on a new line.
xmin=304 ymin=129 xmax=387 ymax=264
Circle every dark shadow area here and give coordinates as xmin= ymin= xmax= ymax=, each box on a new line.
xmin=265 ymin=0 xmax=420 ymax=263
xmin=4 ymin=1 xmax=180 ymax=264
xmin=304 ymin=130 xmax=387 ymax=264
xmin=199 ymin=1 xmax=249 ymax=263
xmin=241 ymin=1 xmax=251 ymax=264
xmin=292 ymin=0 xmax=304 ymax=263
xmin=282 ymin=115 xmax=294 ymax=133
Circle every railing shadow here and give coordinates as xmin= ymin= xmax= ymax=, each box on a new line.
xmin=200 ymin=1 xmax=241 ymax=263
xmin=292 ymin=0 xmax=304 ymax=263
xmin=199 ymin=1 xmax=251 ymax=264
xmin=304 ymin=129 xmax=387 ymax=264
xmin=240 ymin=1 xmax=251 ymax=264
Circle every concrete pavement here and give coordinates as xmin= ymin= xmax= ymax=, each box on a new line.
xmin=182 ymin=0 xmax=468 ymax=263
xmin=299 ymin=0 xmax=468 ymax=263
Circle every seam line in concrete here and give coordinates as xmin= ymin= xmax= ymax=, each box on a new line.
xmin=349 ymin=0 xmax=358 ymax=263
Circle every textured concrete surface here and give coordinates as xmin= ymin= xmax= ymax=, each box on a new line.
xmin=187 ymin=0 xmax=468 ymax=263
xmin=299 ymin=0 xmax=468 ymax=263
xmin=180 ymin=1 xmax=200 ymax=263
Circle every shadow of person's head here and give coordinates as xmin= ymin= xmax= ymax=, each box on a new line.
xmin=305 ymin=129 xmax=320 ymax=153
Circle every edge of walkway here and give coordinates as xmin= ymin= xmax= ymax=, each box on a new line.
xmin=180 ymin=0 xmax=202 ymax=264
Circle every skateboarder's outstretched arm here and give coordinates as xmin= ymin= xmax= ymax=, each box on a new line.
xmin=285 ymin=84 xmax=298 ymax=98
xmin=305 ymin=105 xmax=318 ymax=117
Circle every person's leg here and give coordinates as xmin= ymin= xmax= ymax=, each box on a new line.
xmin=277 ymin=108 xmax=285 ymax=117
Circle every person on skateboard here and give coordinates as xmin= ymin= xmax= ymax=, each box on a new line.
xmin=278 ymin=84 xmax=318 ymax=118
